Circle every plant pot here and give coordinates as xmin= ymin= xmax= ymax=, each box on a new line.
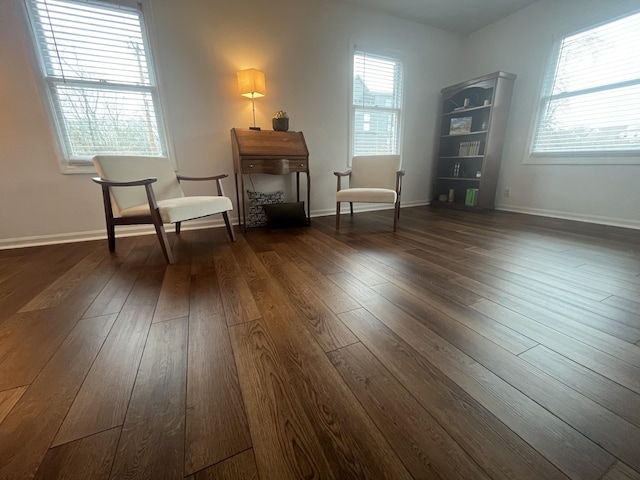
xmin=272 ymin=118 xmax=289 ymax=131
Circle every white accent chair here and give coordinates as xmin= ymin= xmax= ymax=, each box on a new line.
xmin=334 ymin=155 xmax=404 ymax=231
xmin=92 ymin=155 xmax=235 ymax=264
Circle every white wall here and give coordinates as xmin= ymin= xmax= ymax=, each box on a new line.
xmin=0 ymin=0 xmax=464 ymax=246
xmin=461 ymin=0 xmax=640 ymax=228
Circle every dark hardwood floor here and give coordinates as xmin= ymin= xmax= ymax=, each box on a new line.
xmin=1 ymin=206 xmax=639 ymax=479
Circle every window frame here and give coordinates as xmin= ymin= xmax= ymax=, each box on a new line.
xmin=22 ymin=0 xmax=173 ymax=174
xmin=349 ymin=45 xmax=405 ymax=163
xmin=526 ymin=10 xmax=640 ymax=165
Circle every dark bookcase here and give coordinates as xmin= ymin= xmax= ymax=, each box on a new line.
xmin=432 ymin=71 xmax=516 ymax=210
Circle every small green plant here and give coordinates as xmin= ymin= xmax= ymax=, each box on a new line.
xmin=273 ymin=110 xmax=288 ymax=119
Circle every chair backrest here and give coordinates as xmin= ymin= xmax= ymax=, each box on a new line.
xmin=349 ymin=155 xmax=401 ymax=190
xmin=93 ymin=156 xmax=184 ymax=214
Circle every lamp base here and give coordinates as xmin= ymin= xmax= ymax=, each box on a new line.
xmin=249 ymin=126 xmax=261 ymax=131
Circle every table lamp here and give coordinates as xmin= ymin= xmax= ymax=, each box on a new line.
xmin=237 ymin=68 xmax=266 ymax=131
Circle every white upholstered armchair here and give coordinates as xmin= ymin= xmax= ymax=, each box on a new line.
xmin=92 ymin=155 xmax=235 ymax=264
xmin=334 ymin=155 xmax=404 ymax=231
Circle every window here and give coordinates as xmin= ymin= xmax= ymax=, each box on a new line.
xmin=351 ymin=49 xmax=404 ymax=157
xmin=24 ymin=0 xmax=168 ymax=170
xmin=531 ymin=11 xmax=640 ymax=158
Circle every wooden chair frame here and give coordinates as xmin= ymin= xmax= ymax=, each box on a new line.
xmin=92 ymin=173 xmax=235 ymax=264
xmin=334 ymin=169 xmax=405 ymax=231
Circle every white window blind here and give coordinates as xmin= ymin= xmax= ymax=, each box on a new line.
xmin=352 ymin=50 xmax=403 ymax=157
xmin=24 ymin=0 xmax=167 ymax=166
xmin=532 ymin=11 xmax=640 ymax=155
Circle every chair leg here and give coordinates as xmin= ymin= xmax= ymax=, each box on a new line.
xmin=175 ymin=222 xmax=181 ymax=234
xmin=336 ymin=202 xmax=341 ymax=229
xmin=222 ymin=211 xmax=235 ymax=242
xmin=107 ymin=221 xmax=116 ymax=252
xmin=393 ymin=201 xmax=400 ymax=232
xmin=349 ymin=202 xmax=354 ymax=216
xmin=150 ymin=212 xmax=173 ymax=264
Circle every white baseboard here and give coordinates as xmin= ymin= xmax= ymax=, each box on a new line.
xmin=312 ymin=200 xmax=430 ymax=218
xmin=495 ymin=203 xmax=640 ymax=230
xmin=0 ymin=217 xmax=230 ymax=250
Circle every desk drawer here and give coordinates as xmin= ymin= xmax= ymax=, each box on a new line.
xmin=242 ymin=158 xmax=308 ymax=174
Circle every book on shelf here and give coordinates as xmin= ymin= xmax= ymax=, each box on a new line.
xmin=458 ymin=140 xmax=481 ymax=156
xmin=465 ymin=188 xmax=478 ymax=206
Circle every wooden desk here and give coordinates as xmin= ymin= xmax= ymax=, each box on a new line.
xmin=231 ymin=128 xmax=310 ymax=227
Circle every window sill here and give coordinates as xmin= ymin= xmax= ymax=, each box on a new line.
xmin=525 ymin=152 xmax=640 ymax=165
xmin=60 ymin=164 xmax=97 ymax=175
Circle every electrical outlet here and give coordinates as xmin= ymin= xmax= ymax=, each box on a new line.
xmin=504 ymin=188 xmax=511 ymax=197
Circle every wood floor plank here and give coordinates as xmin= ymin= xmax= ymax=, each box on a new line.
xmin=328 ymin=342 xmax=490 ymax=479
xmin=231 ymin=317 xmax=412 ymax=479
xmin=603 ymin=295 xmax=640 ymax=316
xmin=82 ymin=235 xmax=153 ymax=319
xmin=456 ymin=275 xmax=640 ymax=366
xmin=152 ymin=265 xmax=191 ymax=323
xmin=53 ymin=247 xmax=166 ymax=446
xmin=472 ymin=299 xmax=640 ymax=394
xmin=0 ymin=386 xmax=27 ymax=424
xmin=193 ymin=449 xmax=258 ymax=480
xmin=18 ymin=245 xmax=108 ymax=312
xmin=257 ymin=250 xmax=358 ymax=352
xmin=358 ymin=249 xmax=485 ymax=306
xmin=0 ymin=255 xmax=26 ymax=285
xmin=412 ymin=247 xmax=640 ymax=341
xmin=109 ymin=318 xmax=187 ymax=480
xmin=297 ymin=229 xmax=387 ymax=286
xmin=33 ymin=427 xmax=121 ymax=480
xmin=337 ymin=308 xmax=571 ymax=480
xmin=413 ymin=247 xmax=640 ymax=333
xmin=271 ymin=242 xmax=361 ymax=315
xmin=0 ymin=242 xmax=100 ymax=325
xmin=184 ymin=272 xmax=251 ymax=476
xmin=0 ymin=251 xmax=129 ymax=391
xmin=468 ymin=245 xmax=640 ymax=304
xmin=213 ymin=244 xmax=261 ymax=326
xmin=256 ymin=302 xmax=413 ymax=479
xmin=232 ymin=236 xmax=358 ymax=353
xmin=417 ymin=301 xmax=640 ymax=472
xmin=520 ymin=345 xmax=640 ymax=429
xmin=0 ymin=315 xmax=116 ymax=479
xmin=229 ymin=319 xmax=336 ymax=479
xmin=372 ymin=281 xmax=537 ymax=355
xmin=331 ymin=274 xmax=614 ymax=480
xmin=601 ymin=461 xmax=640 ymax=480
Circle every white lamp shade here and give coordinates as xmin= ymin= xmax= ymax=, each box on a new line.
xmin=237 ymin=68 xmax=266 ymax=98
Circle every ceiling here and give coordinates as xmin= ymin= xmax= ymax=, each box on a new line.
xmin=337 ymin=0 xmax=540 ymax=34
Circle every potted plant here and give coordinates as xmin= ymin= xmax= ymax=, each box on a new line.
xmin=272 ymin=110 xmax=289 ymax=131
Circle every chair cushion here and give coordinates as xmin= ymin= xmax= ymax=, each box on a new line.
xmin=246 ymin=190 xmax=284 ymax=228
xmin=119 ymin=196 xmax=232 ymax=223
xmin=336 ymin=188 xmax=397 ymax=204
xmin=263 ymin=202 xmax=309 ymax=229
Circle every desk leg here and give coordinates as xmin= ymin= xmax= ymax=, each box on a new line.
xmin=306 ymin=171 xmax=311 ymax=223
xmin=234 ymin=172 xmax=241 ymax=227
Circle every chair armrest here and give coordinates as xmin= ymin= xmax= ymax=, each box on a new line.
xmin=176 ymin=173 xmax=229 ymax=182
xmin=92 ymin=176 xmax=157 ymax=187
xmin=176 ymin=173 xmax=230 ymax=197
xmin=334 ymin=170 xmax=351 ymax=193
